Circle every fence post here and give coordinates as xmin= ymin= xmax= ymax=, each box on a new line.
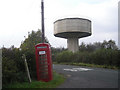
xmin=22 ymin=54 xmax=31 ymax=83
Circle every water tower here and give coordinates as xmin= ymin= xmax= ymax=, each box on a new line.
xmin=54 ymin=18 xmax=92 ymax=53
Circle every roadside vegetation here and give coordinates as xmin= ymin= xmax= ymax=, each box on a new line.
xmin=3 ymin=71 xmax=65 ymax=88
xmin=52 ymin=40 xmax=120 ymax=70
xmin=2 ymin=29 xmax=65 ymax=88
xmin=2 ymin=29 xmax=120 ymax=88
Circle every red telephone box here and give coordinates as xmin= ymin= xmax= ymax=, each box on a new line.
xmin=35 ymin=43 xmax=53 ymax=82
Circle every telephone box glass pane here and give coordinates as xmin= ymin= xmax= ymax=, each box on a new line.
xmin=38 ymin=51 xmax=49 ymax=79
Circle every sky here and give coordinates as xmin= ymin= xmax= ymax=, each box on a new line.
xmin=0 ymin=0 xmax=119 ymax=48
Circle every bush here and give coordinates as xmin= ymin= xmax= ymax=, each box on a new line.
xmin=90 ymin=49 xmax=120 ymax=66
xmin=2 ymin=47 xmax=28 ymax=86
xmin=2 ymin=57 xmax=18 ymax=85
xmin=55 ymin=49 xmax=120 ymax=68
xmin=56 ymin=51 xmax=73 ymax=63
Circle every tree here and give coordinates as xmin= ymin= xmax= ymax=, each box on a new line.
xmin=86 ymin=43 xmax=95 ymax=52
xmin=79 ymin=42 xmax=87 ymax=51
xmin=101 ymin=40 xmax=118 ymax=50
xmin=20 ymin=29 xmax=49 ymax=53
xmin=20 ymin=29 xmax=49 ymax=79
xmin=107 ymin=40 xmax=118 ymax=50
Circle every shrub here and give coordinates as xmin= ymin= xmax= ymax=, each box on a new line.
xmin=56 ymin=51 xmax=73 ymax=63
xmin=2 ymin=47 xmax=28 ymax=86
xmin=55 ymin=49 xmax=120 ymax=68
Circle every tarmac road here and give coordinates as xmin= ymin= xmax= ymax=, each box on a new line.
xmin=53 ymin=64 xmax=118 ymax=88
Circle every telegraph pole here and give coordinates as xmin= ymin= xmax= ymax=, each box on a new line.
xmin=35 ymin=0 xmax=53 ymax=82
xmin=118 ymin=1 xmax=120 ymax=49
xmin=41 ymin=0 xmax=45 ymax=43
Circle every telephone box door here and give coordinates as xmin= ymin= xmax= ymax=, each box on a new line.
xmin=35 ymin=43 xmax=52 ymax=82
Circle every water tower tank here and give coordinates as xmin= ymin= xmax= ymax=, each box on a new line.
xmin=54 ymin=18 xmax=92 ymax=52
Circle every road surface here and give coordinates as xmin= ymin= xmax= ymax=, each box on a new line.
xmin=53 ymin=64 xmax=118 ymax=88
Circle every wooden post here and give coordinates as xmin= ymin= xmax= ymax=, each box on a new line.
xmin=22 ymin=54 xmax=31 ymax=83
xmin=41 ymin=0 xmax=45 ymax=43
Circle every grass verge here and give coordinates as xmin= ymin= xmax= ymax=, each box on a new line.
xmin=4 ymin=71 xmax=65 ymax=88
xmin=53 ymin=62 xmax=119 ymax=70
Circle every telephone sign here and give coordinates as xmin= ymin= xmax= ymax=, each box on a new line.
xmin=39 ymin=51 xmax=46 ymax=55
xmin=35 ymin=43 xmax=53 ymax=82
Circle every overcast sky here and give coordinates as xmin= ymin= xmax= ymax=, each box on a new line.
xmin=0 ymin=0 xmax=119 ymax=48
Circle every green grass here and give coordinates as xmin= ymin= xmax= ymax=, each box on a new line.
xmin=53 ymin=62 xmax=118 ymax=70
xmin=4 ymin=71 xmax=65 ymax=88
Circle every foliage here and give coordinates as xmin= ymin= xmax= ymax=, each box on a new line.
xmin=2 ymin=31 xmax=120 ymax=88
xmin=90 ymin=49 xmax=120 ymax=66
xmin=20 ymin=29 xmax=49 ymax=79
xmin=51 ymin=47 xmax=67 ymax=63
xmin=20 ymin=29 xmax=49 ymax=53
xmin=79 ymin=40 xmax=118 ymax=52
xmin=2 ymin=57 xmax=18 ymax=85
xmin=52 ymin=40 xmax=120 ymax=69
xmin=3 ymin=71 xmax=65 ymax=88
xmin=56 ymin=51 xmax=73 ymax=63
xmin=2 ymin=29 xmax=49 ymax=86
xmin=2 ymin=46 xmax=27 ymax=86
xmin=54 ymin=40 xmax=120 ymax=68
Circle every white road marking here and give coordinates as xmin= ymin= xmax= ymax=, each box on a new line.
xmin=63 ymin=68 xmax=93 ymax=72
xmin=63 ymin=69 xmax=77 ymax=72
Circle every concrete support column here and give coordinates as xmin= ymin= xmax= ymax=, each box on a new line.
xmin=67 ymin=38 xmax=79 ymax=53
